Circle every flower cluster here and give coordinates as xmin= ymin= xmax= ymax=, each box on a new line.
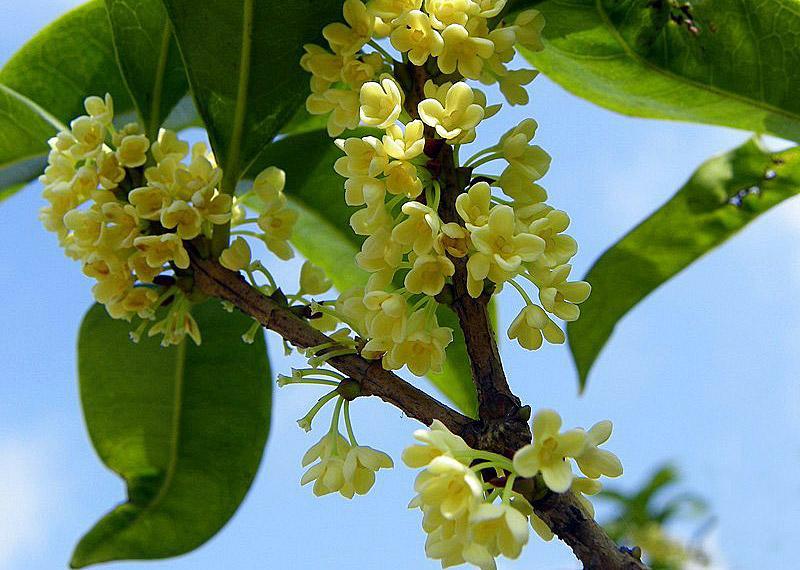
xmin=39 ymin=94 xmax=296 ymax=346
xmin=300 ymin=0 xmax=589 ymax=377
xmin=404 ymin=411 xmax=622 ymax=569
xmin=302 ymin=0 xmax=547 ymax=137
xmin=278 ymin=368 xmax=393 ymax=498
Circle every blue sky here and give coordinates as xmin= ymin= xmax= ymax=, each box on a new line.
xmin=2 ymin=2 xmax=799 ymax=569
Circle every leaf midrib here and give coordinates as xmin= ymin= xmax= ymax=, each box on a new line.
xmin=147 ymin=21 xmax=173 ymax=140
xmin=588 ymin=0 xmax=800 ymax=127
xmin=222 ymin=0 xmax=254 ymax=189
xmin=144 ymin=337 xmax=186 ymax=512
xmin=0 ymin=82 xmax=67 ymax=132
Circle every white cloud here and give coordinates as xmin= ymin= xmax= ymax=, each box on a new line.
xmin=0 ymin=437 xmax=53 ymax=568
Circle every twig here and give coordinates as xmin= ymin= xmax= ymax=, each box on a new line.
xmin=189 ymin=250 xmax=472 ymax=432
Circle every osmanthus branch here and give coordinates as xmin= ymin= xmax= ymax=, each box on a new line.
xmin=397 ymin=59 xmax=648 ymax=568
xmin=188 ymin=251 xmax=647 ymax=570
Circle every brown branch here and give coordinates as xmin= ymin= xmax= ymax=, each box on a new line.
xmin=397 ymin=61 xmax=647 ymax=568
xmin=530 ymin=490 xmax=648 ymax=570
xmin=189 ymin=250 xmax=472 ymax=433
xmin=189 ymin=250 xmax=646 ymax=570
xmin=431 ymin=142 xmax=526 ymax=423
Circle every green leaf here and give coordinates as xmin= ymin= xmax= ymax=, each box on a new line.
xmin=105 ymin=0 xmax=189 ymax=139
xmin=161 ymin=0 xmax=341 ymax=188
xmin=0 ymin=1 xmax=131 ymax=199
xmin=246 ymin=129 xmax=479 ymax=417
xmin=72 ymin=300 xmax=270 ymax=567
xmin=568 ymin=140 xmax=800 ymax=388
xmin=521 ymin=0 xmax=800 ymax=140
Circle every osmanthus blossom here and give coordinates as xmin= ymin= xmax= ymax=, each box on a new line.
xmin=403 ymin=415 xmax=621 ymax=569
xmin=512 ymin=409 xmax=588 ymax=493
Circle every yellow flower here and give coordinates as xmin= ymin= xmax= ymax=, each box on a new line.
xmin=148 ymin=297 xmax=202 ymax=346
xmin=116 ymin=134 xmax=150 ymax=168
xmin=390 ymin=10 xmax=444 ymax=65
xmin=261 ymin=215 xmax=297 ymax=261
xmin=300 ymin=260 xmax=333 ymax=295
xmin=106 ymin=286 xmax=159 ymax=321
xmin=439 ymin=24 xmax=495 ymax=79
xmin=342 ymin=445 xmax=394 ymax=497
xmin=151 ymin=129 xmax=189 ymax=163
xmin=382 ymin=120 xmax=425 ymax=161
xmin=133 ymin=233 xmax=190 ymax=269
xmin=356 ymin=227 xmax=403 ymax=277
xmin=575 ymin=421 xmax=623 ymax=479
xmin=336 ymin=287 xmax=370 ymax=337
xmin=89 ymin=264 xmax=134 ymax=305
xmin=571 ymin=477 xmax=603 ymax=517
xmin=41 ymin=149 xmax=76 ymax=186
xmin=435 ymin=222 xmax=469 ymax=258
xmin=367 ymin=0 xmax=422 ymax=19
xmin=219 ymin=237 xmax=252 ymax=272
xmin=425 ymin=0 xmax=478 ymax=29
xmin=192 ymin=186 xmax=232 ymax=225
xmin=71 ymin=165 xmax=100 ymax=199
xmin=83 ymin=93 xmax=114 ymax=125
xmin=500 ymin=119 xmax=551 ymax=181
xmin=306 ymin=89 xmax=361 ymax=137
xmin=385 ymin=309 xmax=452 ymax=375
xmin=405 ymin=253 xmax=455 ymax=296
xmin=392 ymin=201 xmax=440 ymax=255
xmin=257 ymin=199 xmax=297 ymax=242
xmin=160 ymin=200 xmax=202 ymax=240
xmin=515 ymin=9 xmax=546 ymax=52
xmin=507 ymin=304 xmax=564 ymax=350
xmin=334 ymin=136 xmax=388 ymax=178
xmin=323 ymin=0 xmax=374 ymax=56
xmin=98 ymin=201 xmax=140 ymax=250
xmin=128 ymin=251 xmax=163 ymax=283
xmin=467 ymin=205 xmax=545 ymax=291
xmin=456 ymin=181 xmax=491 ymax=229
xmin=468 ymin=502 xmax=530 ymax=561
xmin=301 ymin=431 xmax=351 ymax=497
xmin=493 ymin=166 xmax=548 ymax=204
xmin=475 ymin=0 xmax=506 ymax=17
xmin=344 ymin=176 xmax=386 ymax=207
xmin=96 ymin=151 xmax=125 ymax=190
xmin=418 ymin=82 xmax=484 ymax=140
xmin=384 ymin=161 xmax=423 ymax=199
xmin=402 ymin=419 xmax=471 ymax=468
xmin=499 ymin=69 xmax=539 ymax=106
xmin=364 ymin=290 xmax=408 ymax=342
xmin=512 ymin=409 xmax=587 ymax=492
xmin=350 ymin=200 xmax=392 ymax=236
xmin=531 ymin=264 xmax=590 ymax=322
xmin=251 ymin=166 xmax=286 ymax=205
xmin=412 ymin=455 xmax=483 ymax=519
xmin=129 ymin=186 xmax=170 ymax=221
xmin=63 ymin=206 xmax=102 ymax=250
xmin=340 ymin=52 xmax=384 ymax=89
xmin=359 ymin=76 xmax=404 ymax=129
xmin=526 ymin=209 xmax=577 ymax=267
xmin=300 ymin=44 xmax=344 ymax=83
xmin=69 ymin=116 xmax=105 ymax=159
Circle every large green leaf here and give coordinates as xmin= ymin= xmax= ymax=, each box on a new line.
xmin=161 ymin=0 xmax=341 ymax=190
xmin=105 ymin=0 xmax=189 ymax=139
xmin=520 ymin=0 xmax=800 ymax=141
xmin=0 ymin=1 xmax=131 ymax=199
xmin=569 ymin=140 xmax=800 ymax=388
xmin=72 ymin=300 xmax=270 ymax=567
xmin=247 ymin=129 xmax=479 ymax=417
